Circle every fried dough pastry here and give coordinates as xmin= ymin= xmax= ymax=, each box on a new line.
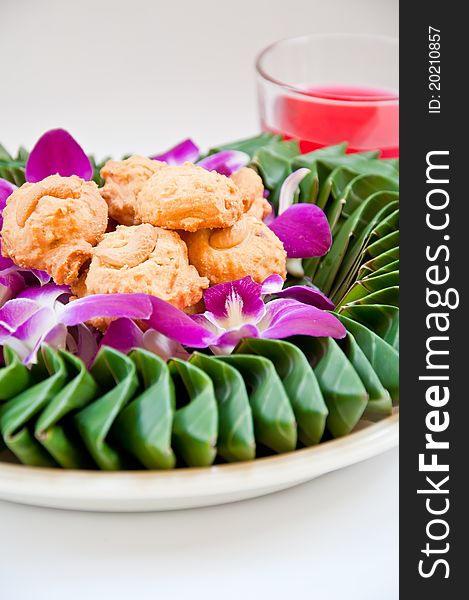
xmin=75 ymin=224 xmax=209 ymax=311
xmin=135 ymin=162 xmax=244 ymax=231
xmin=1 ymin=175 xmax=108 ymax=284
xmin=100 ymin=155 xmax=166 ymax=225
xmin=185 ymin=214 xmax=286 ymax=285
xmin=230 ymin=167 xmax=272 ymax=221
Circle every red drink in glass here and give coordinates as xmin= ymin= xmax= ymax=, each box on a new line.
xmin=256 ymin=35 xmax=399 ymax=157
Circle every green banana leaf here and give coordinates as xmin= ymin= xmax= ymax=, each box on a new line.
xmin=190 ymin=353 xmax=255 ymax=462
xmin=338 ymin=315 xmax=399 ymax=404
xmin=0 ymin=346 xmax=31 ymax=402
xmin=74 ymin=347 xmax=139 ymax=470
xmin=208 ymin=132 xmax=282 ymax=158
xmin=361 ymin=260 xmax=399 ymax=279
xmin=170 ymin=358 xmax=218 ymax=467
xmin=363 ymin=231 xmax=400 ymax=259
xmin=235 ymin=338 xmax=328 ymax=445
xmin=339 ymin=175 xmax=399 ymax=220
xmin=305 ymin=338 xmax=368 ymax=437
xmin=338 ymin=271 xmax=399 ymax=306
xmin=329 ymin=198 xmax=399 ymax=303
xmin=112 ymin=349 xmax=176 ymax=469
xmin=358 ymin=247 xmax=400 ymax=277
xmin=341 ymin=304 xmax=400 ymax=350
xmin=313 ymin=192 xmax=398 ymax=296
xmin=218 ymin=354 xmax=297 ymax=454
xmin=294 ymin=143 xmax=348 ymax=203
xmin=339 ymin=333 xmax=392 ymax=420
xmin=0 ymin=346 xmax=68 ymax=467
xmin=34 ymin=350 xmax=99 ymax=468
xmin=250 ymin=140 xmax=300 ymax=208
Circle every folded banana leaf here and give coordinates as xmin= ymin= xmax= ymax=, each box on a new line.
xmin=34 ymin=350 xmax=99 ymax=468
xmin=218 ymin=354 xmax=297 ymax=454
xmin=112 ymin=349 xmax=176 ymax=469
xmin=339 ymin=174 xmax=399 ymax=220
xmin=359 ymin=246 xmax=400 ymax=276
xmin=189 ymin=353 xmax=255 ymax=462
xmin=0 ymin=346 xmax=31 ymax=402
xmin=170 ymin=358 xmax=218 ymax=467
xmin=294 ymin=143 xmax=348 ymax=204
xmin=208 ymin=132 xmax=282 ymax=158
xmin=338 ymin=315 xmax=399 ymax=404
xmin=298 ymin=338 xmax=369 ymax=438
xmin=313 ymin=193 xmax=398 ymax=296
xmin=329 ymin=198 xmax=399 ymax=303
xmin=250 ymin=140 xmax=300 ymax=207
xmin=339 ymin=333 xmax=392 ymax=420
xmin=363 ymin=231 xmax=400 ymax=260
xmin=0 ymin=346 xmax=68 ymax=466
xmin=74 ymin=347 xmax=139 ymax=470
xmin=235 ymin=338 xmax=328 ymax=445
xmin=362 ymin=260 xmax=399 ymax=279
xmin=341 ymin=304 xmax=399 ymax=350
xmin=338 ymin=271 xmax=399 ymax=306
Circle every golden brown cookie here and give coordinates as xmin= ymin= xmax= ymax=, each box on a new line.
xmin=100 ymin=155 xmax=166 ymax=225
xmin=74 ymin=224 xmax=209 ymax=311
xmin=135 ymin=162 xmax=244 ymax=231
xmin=1 ymin=174 xmax=108 ymax=284
xmin=230 ymin=167 xmax=272 ymax=220
xmin=184 ymin=214 xmax=286 ymax=285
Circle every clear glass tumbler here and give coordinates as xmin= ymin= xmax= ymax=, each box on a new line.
xmin=256 ymin=33 xmax=399 ymax=157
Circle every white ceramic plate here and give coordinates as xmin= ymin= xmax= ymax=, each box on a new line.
xmin=0 ymin=414 xmax=398 ymax=512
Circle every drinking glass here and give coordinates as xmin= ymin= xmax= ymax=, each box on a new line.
xmin=256 ymin=33 xmax=399 ymax=157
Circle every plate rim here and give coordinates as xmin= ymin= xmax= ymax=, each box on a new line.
xmin=0 ymin=414 xmax=399 ymax=509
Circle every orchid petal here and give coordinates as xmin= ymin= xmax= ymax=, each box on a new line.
xmin=261 ymin=274 xmax=334 ymax=309
xmin=29 ymin=269 xmax=52 ymax=285
xmin=143 ymin=329 xmax=190 ymax=361
xmin=13 ymin=306 xmax=57 ymax=343
xmin=0 ymin=271 xmax=25 ymax=307
xmin=76 ymin=324 xmax=100 ymax=367
xmin=100 ymin=317 xmax=144 ymax=355
xmin=213 ymin=324 xmax=260 ymax=354
xmin=59 ymin=293 xmax=153 ymax=326
xmin=146 ymin=296 xmax=216 ymax=348
xmin=197 ymin=150 xmax=250 ymax=177
xmin=261 ymin=274 xmax=284 ymax=295
xmin=22 ymin=322 xmax=67 ymax=366
xmin=25 ymin=128 xmax=93 ymax=182
xmin=151 ymin=139 xmax=200 ymax=165
xmin=269 ymin=203 xmax=332 ymax=259
xmin=260 ymin=298 xmax=346 ymax=340
xmin=204 ymin=277 xmax=265 ymax=323
xmin=278 ymin=168 xmax=310 ymax=215
xmin=0 ymin=298 xmax=41 ymax=335
xmin=18 ymin=283 xmax=70 ymax=306
xmin=273 ymin=285 xmax=335 ymax=311
xmin=0 ymin=178 xmax=16 ymax=229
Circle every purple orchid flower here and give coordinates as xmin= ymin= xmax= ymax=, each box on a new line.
xmin=100 ymin=317 xmax=190 ymax=362
xmin=0 ymin=284 xmax=154 ymax=365
xmin=25 ymin=128 xmax=93 ymax=182
xmin=269 ymin=168 xmax=332 ymax=259
xmin=196 ymin=150 xmax=250 ymax=177
xmin=191 ymin=277 xmax=345 ymax=353
xmin=151 ymin=138 xmax=200 ymax=165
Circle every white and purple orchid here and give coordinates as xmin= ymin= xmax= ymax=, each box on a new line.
xmin=0 ymin=285 xmax=154 ymax=365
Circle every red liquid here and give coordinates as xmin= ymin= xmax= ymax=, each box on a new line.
xmin=264 ymin=85 xmax=399 ymax=157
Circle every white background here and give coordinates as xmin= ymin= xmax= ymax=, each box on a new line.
xmin=0 ymin=1 xmax=398 ymax=598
